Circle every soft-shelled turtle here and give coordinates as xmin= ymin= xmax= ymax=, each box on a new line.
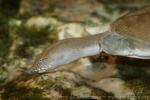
xmin=27 ymin=7 xmax=150 ymax=74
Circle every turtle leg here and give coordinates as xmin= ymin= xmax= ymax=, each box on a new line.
xmin=102 ymin=34 xmax=150 ymax=59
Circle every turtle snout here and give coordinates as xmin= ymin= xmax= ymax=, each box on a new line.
xmin=25 ymin=63 xmax=50 ymax=75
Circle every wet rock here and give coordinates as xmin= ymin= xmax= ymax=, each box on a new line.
xmin=85 ymin=23 xmax=110 ymax=35
xmin=88 ymin=78 xmax=135 ymax=100
xmin=71 ymin=86 xmax=92 ymax=98
xmin=25 ymin=16 xmax=61 ymax=32
xmin=57 ymin=23 xmax=86 ymax=40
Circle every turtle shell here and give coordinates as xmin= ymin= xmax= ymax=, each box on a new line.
xmin=111 ymin=7 xmax=150 ymax=43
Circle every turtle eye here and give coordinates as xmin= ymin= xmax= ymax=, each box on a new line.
xmin=39 ymin=59 xmax=43 ymax=62
xmin=39 ymin=58 xmax=48 ymax=63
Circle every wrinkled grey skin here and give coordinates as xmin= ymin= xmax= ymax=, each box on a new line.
xmin=102 ymin=33 xmax=150 ymax=59
xmin=26 ymin=32 xmax=150 ymax=74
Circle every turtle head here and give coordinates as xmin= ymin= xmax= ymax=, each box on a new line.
xmin=25 ymin=39 xmax=81 ymax=74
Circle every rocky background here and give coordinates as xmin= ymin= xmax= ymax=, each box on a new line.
xmin=0 ymin=0 xmax=150 ymax=99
